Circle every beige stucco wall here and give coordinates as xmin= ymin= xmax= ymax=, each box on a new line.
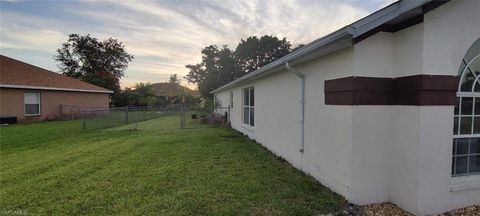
xmin=417 ymin=0 xmax=480 ymax=214
xmin=215 ymin=48 xmax=355 ymax=200
xmin=347 ymin=23 xmax=426 ymax=209
xmin=215 ymin=1 xmax=480 ymax=215
xmin=215 ymin=23 xmax=428 ymax=211
xmin=338 ymin=1 xmax=480 ymax=213
xmin=0 ymin=88 xmax=109 ymax=122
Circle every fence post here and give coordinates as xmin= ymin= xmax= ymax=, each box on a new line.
xmin=71 ymin=106 xmax=74 ymax=120
xmin=82 ymin=111 xmax=86 ymax=131
xmin=180 ymin=104 xmax=185 ymax=129
xmin=210 ymin=103 xmax=214 ymax=126
xmin=125 ymin=106 xmax=129 ymax=124
xmin=134 ymin=110 xmax=138 ymax=130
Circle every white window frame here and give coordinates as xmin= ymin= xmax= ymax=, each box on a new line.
xmin=242 ymin=87 xmax=254 ymax=127
xmin=453 ymin=95 xmax=480 ymax=177
xmin=24 ymin=92 xmax=41 ymax=116
xmin=452 ymin=43 xmax=480 ymax=177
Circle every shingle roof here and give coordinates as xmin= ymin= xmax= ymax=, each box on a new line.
xmin=150 ymin=83 xmax=200 ymax=97
xmin=0 ymin=55 xmax=113 ymax=93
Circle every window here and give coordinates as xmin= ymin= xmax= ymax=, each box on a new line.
xmin=243 ymin=87 xmax=254 ymax=126
xmin=453 ymin=38 xmax=480 ymax=176
xmin=24 ymin=92 xmax=40 ymax=116
xmin=229 ymin=91 xmax=234 ymax=108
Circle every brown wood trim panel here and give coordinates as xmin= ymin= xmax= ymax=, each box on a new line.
xmin=324 ymin=75 xmax=459 ymax=105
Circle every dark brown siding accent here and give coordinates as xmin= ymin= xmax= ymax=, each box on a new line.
xmin=394 ymin=75 xmax=459 ymax=105
xmin=324 ymin=75 xmax=459 ymax=106
xmin=324 ymin=76 xmax=393 ymax=105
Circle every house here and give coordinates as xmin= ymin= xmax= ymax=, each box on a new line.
xmin=0 ymin=55 xmax=112 ymax=122
xmin=212 ymin=1 xmax=480 ymax=215
xmin=150 ymin=82 xmax=200 ymax=104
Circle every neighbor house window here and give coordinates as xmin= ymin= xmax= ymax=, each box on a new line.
xmin=24 ymin=92 xmax=40 ymax=116
xmin=243 ymin=87 xmax=254 ymax=126
xmin=453 ymin=38 xmax=480 ymax=176
xmin=229 ymin=91 xmax=234 ymax=109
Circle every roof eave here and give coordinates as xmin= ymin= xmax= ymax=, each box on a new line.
xmin=0 ymin=84 xmax=114 ymax=94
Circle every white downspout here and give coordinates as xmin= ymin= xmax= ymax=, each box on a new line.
xmin=286 ymin=61 xmax=305 ymax=153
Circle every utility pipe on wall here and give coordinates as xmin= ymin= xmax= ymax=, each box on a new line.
xmin=285 ymin=61 xmax=305 ymax=153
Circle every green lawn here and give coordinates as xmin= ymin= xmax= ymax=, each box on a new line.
xmin=82 ymin=109 xmax=181 ymax=131
xmin=0 ymin=116 xmax=344 ymax=215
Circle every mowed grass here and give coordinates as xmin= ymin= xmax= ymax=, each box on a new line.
xmin=0 ymin=116 xmax=344 ymax=215
xmin=82 ymin=110 xmax=177 ymax=131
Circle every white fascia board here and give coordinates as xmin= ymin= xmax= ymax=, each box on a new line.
xmin=0 ymin=84 xmax=114 ymax=93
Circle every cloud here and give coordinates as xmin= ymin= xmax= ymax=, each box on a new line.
xmin=0 ymin=0 xmax=394 ymax=89
xmin=1 ymin=29 xmax=67 ymax=52
xmin=0 ymin=11 xmax=68 ymax=53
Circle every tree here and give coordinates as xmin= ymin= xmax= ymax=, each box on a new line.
xmin=185 ymin=45 xmax=237 ymax=97
xmin=133 ymin=82 xmax=160 ymax=106
xmin=184 ymin=63 xmax=206 ymax=84
xmin=185 ymin=35 xmax=297 ymax=97
xmin=234 ymin=35 xmax=292 ymax=75
xmin=134 ymin=82 xmax=154 ymax=97
xmin=111 ymin=87 xmax=140 ymax=107
xmin=112 ymin=82 xmax=165 ymax=107
xmin=54 ymin=34 xmax=134 ymax=93
xmin=169 ymin=74 xmax=180 ymax=84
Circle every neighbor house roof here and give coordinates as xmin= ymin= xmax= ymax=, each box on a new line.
xmin=151 ymin=83 xmax=200 ymax=97
xmin=211 ymin=0 xmax=449 ymax=94
xmin=0 ymin=55 xmax=113 ymax=93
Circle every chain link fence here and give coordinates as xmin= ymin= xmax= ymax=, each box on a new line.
xmin=63 ymin=105 xmax=225 ymax=131
xmin=60 ymin=104 xmax=93 ymax=120
xmin=60 ymin=103 xmax=231 ymax=131
xmin=80 ymin=106 xmax=157 ymax=131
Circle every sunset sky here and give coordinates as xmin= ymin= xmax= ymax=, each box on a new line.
xmin=0 ymin=0 xmax=395 ymax=89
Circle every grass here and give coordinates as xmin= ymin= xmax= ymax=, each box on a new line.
xmin=82 ymin=109 xmax=182 ymax=131
xmin=0 ymin=116 xmax=344 ymax=215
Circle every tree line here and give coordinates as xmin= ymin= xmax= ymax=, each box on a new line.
xmin=111 ymin=75 xmax=197 ymax=107
xmin=185 ymin=35 xmax=303 ymax=97
xmin=54 ymin=34 xmax=302 ymax=106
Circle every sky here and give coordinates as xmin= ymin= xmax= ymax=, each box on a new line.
xmin=0 ymin=0 xmax=395 ymax=89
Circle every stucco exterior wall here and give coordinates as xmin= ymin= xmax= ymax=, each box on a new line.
xmin=347 ymin=21 xmax=426 ymax=209
xmin=338 ymin=1 xmax=480 ymax=213
xmin=216 ymin=49 xmax=356 ymax=198
xmin=0 ymin=88 xmax=110 ymax=122
xmin=214 ymin=1 xmax=480 ymax=215
xmin=416 ymin=0 xmax=480 ymax=214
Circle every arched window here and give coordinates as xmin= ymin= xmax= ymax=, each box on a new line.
xmin=453 ymin=38 xmax=480 ymax=176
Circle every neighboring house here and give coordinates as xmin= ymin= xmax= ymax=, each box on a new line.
xmin=150 ymin=82 xmax=200 ymax=104
xmin=213 ymin=1 xmax=480 ymax=215
xmin=0 ymin=55 xmax=112 ymax=122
